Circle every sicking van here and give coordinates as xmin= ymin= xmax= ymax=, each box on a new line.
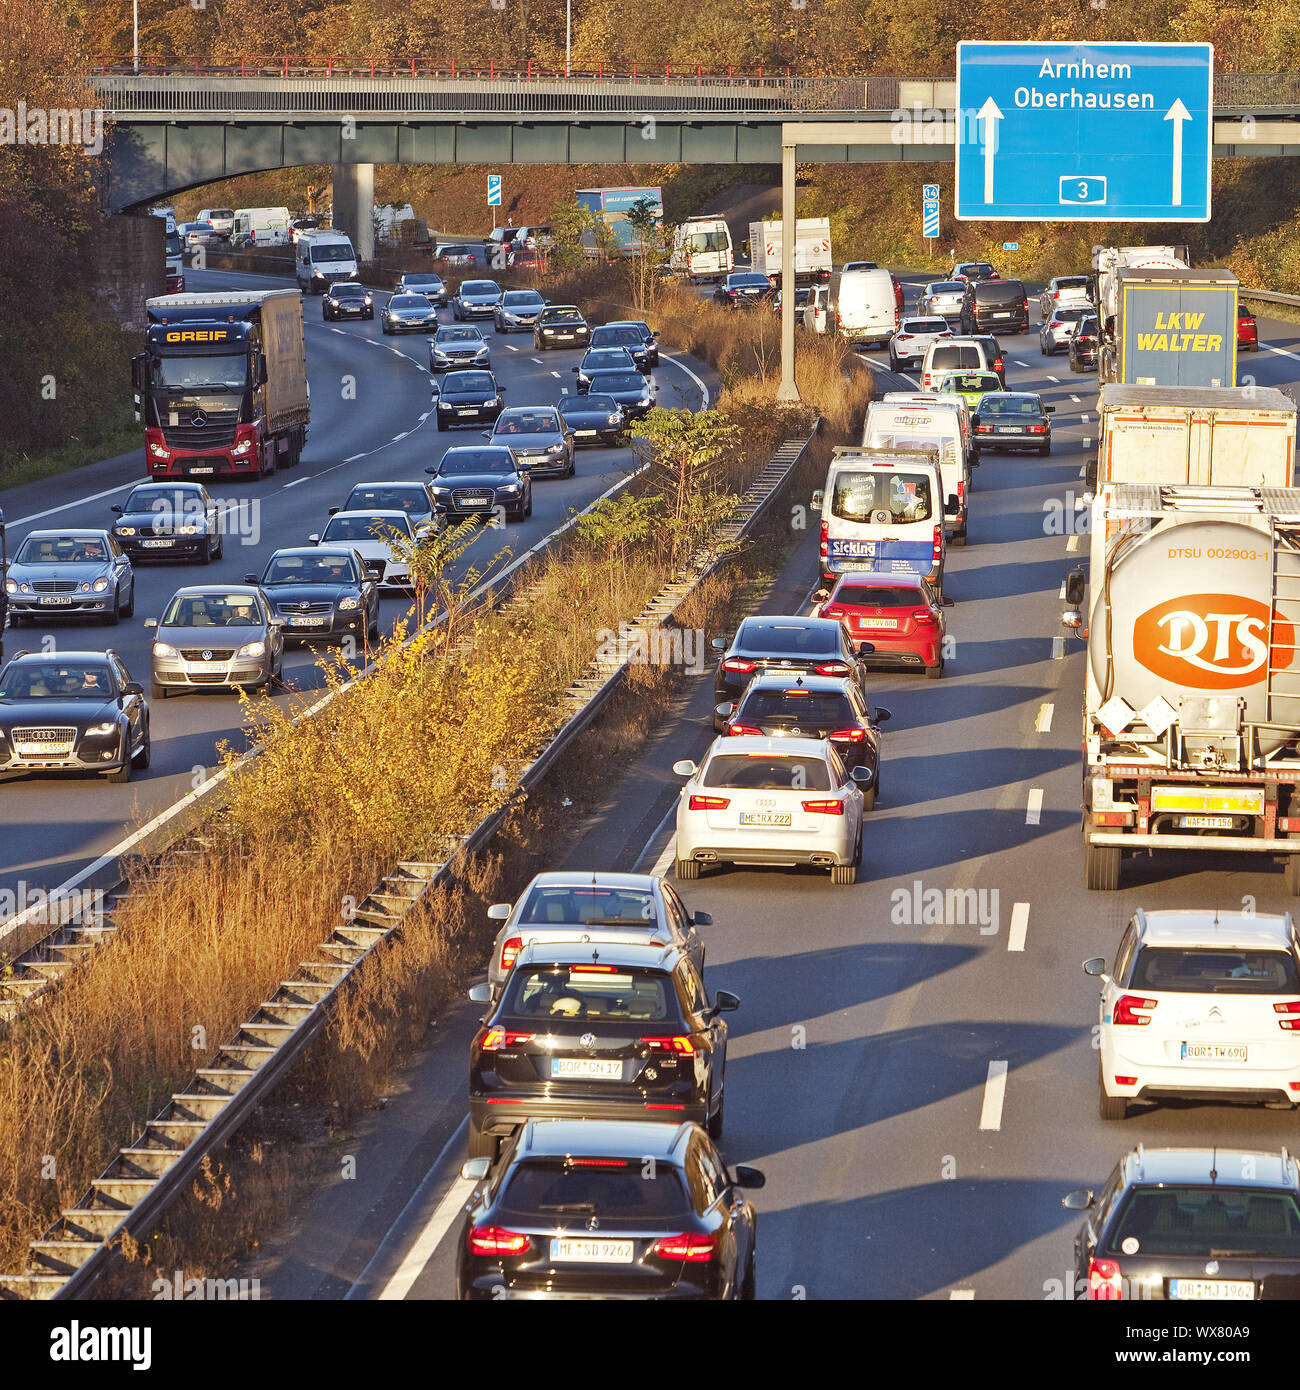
xmin=815 ymin=447 xmax=946 ymax=595
xmin=861 ymin=401 xmax=970 ymax=544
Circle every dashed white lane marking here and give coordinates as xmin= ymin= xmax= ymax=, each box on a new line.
xmin=1047 ymin=374 xmax=1061 ymax=383
xmin=1051 ymin=635 xmax=1066 ymax=660
xmin=330 ymin=327 xmax=348 ymax=335
xmin=551 ymin=371 xmax=562 ymax=378
xmin=531 ymin=357 xmax=544 ymax=364
xmin=1083 ymin=436 xmax=1092 ymax=447
xmin=1013 ymin=359 xmax=1029 ymax=367
xmin=1080 ymin=413 xmax=1090 ymax=422
xmin=1058 ymin=581 xmax=1067 ymax=598
xmin=1035 ymin=702 xmax=1054 ymax=733
xmin=507 ymin=344 xmax=520 ymax=351
xmin=1077 ymin=465 xmax=1087 ymax=479
xmin=280 ymin=477 xmax=307 ymax=489
xmin=1066 ymin=534 xmax=1081 ymax=552
xmin=417 ymin=412 xmax=429 ymax=425
xmin=10 ymin=480 xmax=137 ymax=526
xmin=651 ymin=833 xmax=678 ymax=879
xmin=391 ymin=432 xmax=409 ymax=442
xmin=1008 ymin=903 xmax=1030 ymax=953
xmin=1070 ymin=393 xmax=1081 ymax=402
xmin=950 ymin=1289 xmax=976 ymax=1300
xmin=1026 ymin=788 xmax=1043 ymax=825
xmin=979 ymin=1061 xmax=1009 ymax=1130
xmin=344 ymin=454 xmax=365 ymax=463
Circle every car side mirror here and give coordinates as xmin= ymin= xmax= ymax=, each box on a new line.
xmin=711 ymin=989 xmax=740 ymax=1014
xmin=328 ymin=507 xmax=340 ymax=516
xmin=1065 ymin=565 xmax=1086 ymax=607
xmin=874 ymin=707 xmax=892 ymax=723
xmin=715 ymin=702 xmax=735 ymax=720
xmin=942 ymin=596 xmax=955 ymax=608
xmin=110 ymin=505 xmax=124 ymax=514
xmin=467 ymin=982 xmax=492 ymax=1003
xmin=571 ymin=366 xmax=579 ymax=372
xmin=710 ymin=637 xmax=727 ymax=652
xmin=850 ymin=765 xmax=874 ymax=786
xmin=424 ymin=466 xmax=438 ymax=475
xmin=270 ymin=616 xmax=287 ymax=628
xmin=810 ymin=490 xmax=823 ymax=513
xmin=308 ymin=534 xmax=320 ymax=545
xmin=732 ymin=1165 xmax=766 ymax=1190
xmin=487 ymin=903 xmax=511 ymax=921
xmin=947 ymin=494 xmax=959 ymax=511
xmin=970 ymin=415 xmax=980 ymax=427
xmin=858 ymin=642 xmax=875 ymax=654
xmin=1083 ymin=957 xmax=1110 ymax=982
xmin=122 ymin=681 xmax=144 ymax=696
xmin=693 ymin=911 xmax=712 ymax=926
xmin=243 ymin=572 xmax=258 ymax=584
xmin=1062 ymin=1189 xmax=1095 ymax=1211
xmin=143 ymin=617 xmax=158 ymax=629
xmin=460 ymin=1157 xmax=491 ymax=1182
xmin=1045 ymin=404 xmax=1056 ymax=414
xmin=672 ymin=759 xmax=697 ymax=776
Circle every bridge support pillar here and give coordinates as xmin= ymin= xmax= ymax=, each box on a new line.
xmin=332 ymin=163 xmax=375 ymax=263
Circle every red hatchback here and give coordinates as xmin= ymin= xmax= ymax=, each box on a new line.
xmin=1238 ymin=304 xmax=1258 ymax=351
xmin=815 ymin=572 xmax=951 ymax=679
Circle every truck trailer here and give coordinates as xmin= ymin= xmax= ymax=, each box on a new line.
xmin=1099 ymin=267 xmax=1239 ymax=389
xmin=133 ymin=290 xmax=309 ymax=480
xmin=1065 ymin=483 xmax=1300 ymax=892
xmin=748 ymin=219 xmax=832 ymax=288
xmin=575 ymin=187 xmax=664 ymax=255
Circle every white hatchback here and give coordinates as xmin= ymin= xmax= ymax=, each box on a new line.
xmin=1086 ymin=909 xmax=1300 ymax=1120
xmin=672 ymin=736 xmax=869 ymax=885
xmin=308 ymin=509 xmax=426 ymax=588
xmin=889 ymin=316 xmax=952 ymax=372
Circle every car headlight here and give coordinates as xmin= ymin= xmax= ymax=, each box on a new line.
xmin=337 ymin=597 xmax=359 ymax=611
xmin=364 ymin=295 xmax=372 ymax=304
xmin=498 ymin=482 xmax=521 ymax=494
xmin=177 ymin=524 xmax=200 ymax=535
xmin=3 ymin=579 xmax=14 ymax=595
xmin=607 ymin=414 xmax=622 ymax=426
xmin=430 ymin=484 xmax=451 ymax=495
xmin=236 ymin=640 xmax=266 ymax=659
xmin=230 ymin=439 xmax=252 ymax=456
xmin=149 ymin=442 xmax=170 ymax=459
xmin=83 ymin=721 xmax=117 ymax=737
xmin=153 ymin=641 xmax=178 ymax=658
xmin=484 ymin=398 xmax=500 ymax=407
xmin=116 ymin=526 xmax=137 ymax=536
xmin=91 ymin=577 xmax=110 ymax=593
xmin=547 ymin=442 xmax=564 ymax=452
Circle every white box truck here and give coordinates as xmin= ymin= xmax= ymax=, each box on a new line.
xmin=1089 ymin=385 xmax=1297 ymax=491
xmin=748 ymin=218 xmax=832 ymax=288
xmin=1064 ymin=483 xmax=1300 ymax=891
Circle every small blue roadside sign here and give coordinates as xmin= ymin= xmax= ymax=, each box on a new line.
xmin=487 ymin=174 xmax=502 ymax=207
xmin=1003 ymin=242 xmax=1019 ymax=250
xmin=923 ymin=186 xmax=940 ymax=239
xmin=955 ymin=41 xmax=1213 ymax=222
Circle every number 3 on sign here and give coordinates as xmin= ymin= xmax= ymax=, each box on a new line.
xmin=1059 ymin=175 xmax=1107 ymax=206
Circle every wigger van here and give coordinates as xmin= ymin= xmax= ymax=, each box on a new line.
xmin=833 ymin=268 xmax=897 ymax=347
xmin=816 ymin=447 xmax=946 ymax=594
xmin=862 ymin=401 xmax=970 ymax=543
xmin=881 ymin=391 xmax=975 ymax=466
xmin=295 ymin=230 xmax=359 ymax=292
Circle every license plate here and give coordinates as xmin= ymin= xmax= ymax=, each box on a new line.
xmin=551 ymin=1058 xmax=622 ymax=1080
xmin=550 ymin=1238 xmax=634 ymax=1264
xmin=15 ymin=742 xmax=73 ymax=755
xmin=858 ymin=617 xmax=898 ymax=629
xmin=1181 ymin=1042 xmax=1247 ymax=1062
xmin=739 ymin=811 xmax=793 ymax=827
xmin=575 ymin=429 xmax=596 ymax=437
xmin=457 ymin=409 xmax=477 ymax=416
xmin=460 ymin=497 xmax=490 ymax=508
xmin=994 ymin=311 xmax=1013 ymax=318
xmin=1169 ymin=1279 xmax=1255 ymax=1301
xmin=290 ymin=616 xmax=327 ymax=627
xmin=40 ymin=596 xmax=73 ymax=605
xmin=188 ymin=466 xmax=214 ymax=475
xmin=997 ymin=426 xmax=1024 ymax=434
xmin=142 ymin=538 xmax=174 ymax=548
xmin=1178 ymin=815 xmax=1234 ymax=829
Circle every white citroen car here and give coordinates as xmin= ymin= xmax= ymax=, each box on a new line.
xmin=308 ymin=509 xmax=424 ymax=589
xmin=672 ymin=736 xmax=869 ymax=885
xmin=1087 ymin=909 xmax=1300 ymax=1120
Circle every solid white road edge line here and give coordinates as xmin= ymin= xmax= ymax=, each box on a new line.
xmin=634 ymin=801 xmax=680 ymax=876
xmin=979 ymin=1060 xmax=1009 ymax=1131
xmin=1008 ymin=902 xmax=1030 ymax=953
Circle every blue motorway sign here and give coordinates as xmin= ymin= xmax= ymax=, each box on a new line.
xmin=487 ymin=174 xmax=502 ymax=207
xmin=923 ymin=193 xmax=940 ymax=238
xmin=955 ymin=42 xmax=1213 ymax=222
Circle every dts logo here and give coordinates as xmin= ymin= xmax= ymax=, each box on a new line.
xmin=1134 ymin=594 xmax=1295 ymax=689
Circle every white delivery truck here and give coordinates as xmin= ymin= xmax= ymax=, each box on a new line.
xmin=748 ymin=218 xmax=832 ymax=289
xmin=1089 ymin=385 xmax=1297 ymax=491
xmin=232 ymin=206 xmax=291 ymax=248
xmin=861 ymin=400 xmax=969 ymax=544
xmin=295 ymin=230 xmax=360 ymax=293
xmin=1064 ymin=483 xmax=1300 ymax=891
xmin=833 ymin=267 xmax=898 ymax=348
xmin=671 ymin=216 xmax=734 ymax=282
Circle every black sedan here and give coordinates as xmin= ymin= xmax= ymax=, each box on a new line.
xmin=590 ymin=322 xmax=653 ymax=371
xmin=337 ymin=481 xmax=438 ymax=528
xmin=394 ymin=271 xmax=447 ymax=306
xmin=322 ymin=282 xmax=374 ymax=321
xmin=713 ymin=272 xmax=772 ymax=308
xmin=455 ymin=1119 xmax=763 ymax=1300
xmin=711 ymin=615 xmax=868 ymax=730
xmin=466 ymin=940 xmax=738 ymax=1158
xmin=483 ymin=406 xmax=576 ymax=479
xmin=971 ymin=391 xmax=1055 ymax=455
xmin=433 ymin=370 xmax=506 ymax=431
xmin=583 ymin=369 xmax=655 ymax=419
xmin=573 ymin=347 xmax=638 ymax=392
xmin=608 ymin=319 xmax=660 ymax=367
xmin=1069 ymin=314 xmax=1100 ymax=373
xmin=246 ymin=546 xmax=379 ymax=644
xmin=534 ymin=305 xmax=591 ymax=350
xmin=0 ymin=649 xmax=149 ymax=783
xmin=425 ymin=445 xmax=532 ymax=522
xmin=381 ymin=293 xmax=440 ymax=334
xmin=557 ymin=392 xmax=625 ymax=447
xmin=110 ymin=482 xmax=223 ymax=563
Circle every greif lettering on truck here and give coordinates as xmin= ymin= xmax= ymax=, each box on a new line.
xmin=164 ymin=329 xmax=229 ymax=343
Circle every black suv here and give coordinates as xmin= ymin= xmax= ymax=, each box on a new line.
xmin=711 ymin=615 xmax=869 ymax=731
xmin=961 ymin=278 xmax=1029 ymax=335
xmin=456 ymin=1119 xmax=763 ymax=1300
xmin=534 ymin=305 xmax=592 ymax=350
xmin=1069 ymin=314 xmax=1100 ymax=373
xmin=467 ymin=941 xmax=739 ymax=1158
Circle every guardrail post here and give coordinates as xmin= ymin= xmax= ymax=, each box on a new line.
xmin=488 ymin=58 xmax=493 ymax=79
xmin=758 ymin=65 xmax=763 ymax=82
xmin=451 ymin=57 xmax=456 ymax=79
xmin=632 ymin=62 xmax=636 ymax=82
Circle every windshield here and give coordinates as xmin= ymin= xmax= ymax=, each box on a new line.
xmin=436 ymin=328 xmax=481 ymax=343
xmin=730 ymin=274 xmax=769 ymax=288
xmin=736 ymin=622 xmax=836 ymax=656
xmin=737 ymin=691 xmax=855 ymax=725
xmin=438 ymin=450 xmax=515 ymax=476
xmin=444 ymin=372 xmax=496 ymax=394
xmin=264 ymin=554 xmax=357 ymax=584
xmin=902 ymin=319 xmax=947 ymax=334
xmin=929 ymin=283 xmax=965 ymax=295
xmin=502 ymin=291 xmax=543 ymax=307
xmin=686 ymin=230 xmax=729 ymax=253
xmin=978 ymin=396 xmax=1043 ymax=417
xmin=592 ymin=373 xmax=645 ymax=392
xmin=833 ymin=582 xmax=927 ymax=608
xmin=1130 ymin=947 xmax=1300 ymax=994
xmin=331 ymin=283 xmax=366 ymax=297
xmin=161 ymin=593 xmax=263 ymax=626
xmin=496 ymin=1159 xmax=690 ymax=1220
xmin=562 ymin=394 xmax=618 ymax=415
xmin=591 ymin=328 xmax=640 ymax=348
xmin=500 ymin=965 xmax=676 ymax=1023
xmin=460 ymin=281 xmax=498 ymax=296
xmin=942 ymin=373 xmax=1000 ymax=393
xmin=929 ymin=346 xmax=981 ymax=372
xmin=1051 ymin=307 xmax=1089 ymax=324
xmin=703 ymin=753 xmax=832 ymax=791
xmin=390 ymin=295 xmax=431 ymax=309
xmin=1108 ymin=1186 xmax=1300 ymax=1260
xmin=345 ymin=488 xmax=426 ymax=512
xmin=1055 ymin=276 xmax=1089 ymax=291
xmin=324 ymin=515 xmax=410 ymax=542
xmin=540 ymin=307 xmax=582 ymax=324
xmin=516 ymin=884 xmax=657 ymax=925
xmin=975 ymin=281 xmax=1024 ymax=304
xmin=0 ymin=662 xmax=115 ymax=699
xmin=494 ymin=411 xmax=559 ymax=435
xmin=584 ymin=350 xmax=634 ymax=369
xmin=404 ymin=276 xmax=442 ymax=289
xmin=312 ymin=245 xmax=353 ymax=263
xmin=123 ymin=487 xmax=204 ymax=515
xmin=16 ymin=536 xmax=108 ymax=564
xmin=149 ymin=356 xmax=247 ymax=390
xmin=831 ymin=470 xmax=933 ymax=524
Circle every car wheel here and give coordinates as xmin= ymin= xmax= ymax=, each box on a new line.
xmin=830 ymin=859 xmax=857 ymax=886
xmin=102 ymin=590 xmax=121 ymax=626
xmin=436 ymin=416 xmax=446 ymax=431
xmin=566 ymin=455 xmax=576 ymax=479
xmin=199 ymin=536 xmax=213 ymax=564
xmin=132 ymin=725 xmax=151 ymax=769
xmin=213 ymin=531 xmax=225 ymax=561
xmin=949 ymin=530 xmax=967 ymax=548
xmin=888 ymin=355 xmax=900 ymax=371
xmin=508 ymin=504 xmax=525 ymax=522
xmin=925 ymin=655 xmax=944 ymax=680
xmin=708 ymin=1093 xmax=724 ymax=1140
xmin=740 ymin=1252 xmax=757 ymax=1301
xmin=675 ymin=856 xmax=700 ymax=881
xmin=1098 ymin=1060 xmax=1128 ymax=1121
xmin=106 ymin=737 xmax=132 ymax=782
xmin=467 ymin=1120 xmax=497 ymax=1161
xmin=1037 ymin=443 xmax=1051 ymax=456
xmin=151 ymin=679 xmax=169 ymax=700
xmin=861 ymin=774 xmax=877 ymax=813
xmin=525 ymin=491 xmax=533 ymax=518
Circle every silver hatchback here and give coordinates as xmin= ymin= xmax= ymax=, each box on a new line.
xmin=1039 ymin=304 xmax=1093 ymax=355
xmin=919 ymin=280 xmax=967 ymax=322
xmin=145 ymin=584 xmax=285 ymax=698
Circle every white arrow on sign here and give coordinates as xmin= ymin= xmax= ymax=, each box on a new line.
xmin=1164 ymin=98 xmax=1191 ymax=207
xmin=977 ymin=97 xmax=1003 ymax=204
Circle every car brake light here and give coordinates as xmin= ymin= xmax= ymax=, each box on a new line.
xmin=642 ymin=1035 xmax=696 ymax=1054
xmin=721 ymin=656 xmax=756 ymax=673
xmin=1049 ymin=321 xmax=1063 ymax=329
xmin=727 ymin=723 xmax=763 ymax=736
xmin=915 ymin=610 xmax=937 ymax=625
xmin=1086 ymin=1257 xmax=1124 ymax=1301
xmin=481 ymin=1027 xmax=535 ymax=1050
xmin=651 ymin=1233 xmax=717 ymax=1263
xmin=932 ymin=526 xmax=943 ymax=561
xmin=1052 ymin=290 xmax=1060 ymax=298
xmin=567 ymin=1157 xmax=631 ymax=1167
xmin=975 ymin=423 xmax=992 ymax=433
xmin=821 ymin=604 xmax=844 ymax=619
xmin=819 ymin=518 xmax=829 ymax=559
xmin=1021 ymin=298 xmax=1028 ymax=311
xmin=897 ymin=333 xmax=913 ymax=341
xmin=570 ymin=963 xmax=619 ymax=973
xmin=468 ymin=1224 xmax=533 ymax=1257
xmin=802 ymin=798 xmax=845 ymax=815
xmin=499 ymin=936 xmax=523 ymax=972
xmin=1275 ymin=1001 xmax=1300 ymax=1030
xmin=1028 ymin=424 xmax=1046 ymax=434
xmin=828 ymin=727 xmax=867 ymax=743
xmin=814 ymin=661 xmax=851 ymax=676
xmin=957 ymin=479 xmax=965 ymax=500
xmin=1113 ymin=995 xmax=1158 ymax=1026
xmin=689 ymin=794 xmax=731 ymax=811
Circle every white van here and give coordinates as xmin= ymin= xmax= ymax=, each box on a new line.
xmin=861 ymin=402 xmax=970 ymax=544
xmin=881 ymin=391 xmax=977 ymax=478
xmin=232 ymin=206 xmax=291 ymax=249
xmin=672 ymin=216 xmax=734 ymax=282
xmin=816 ymin=447 xmax=946 ymax=594
xmin=295 ymin=230 xmax=359 ymax=292
xmin=833 ymin=267 xmax=897 ymax=347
